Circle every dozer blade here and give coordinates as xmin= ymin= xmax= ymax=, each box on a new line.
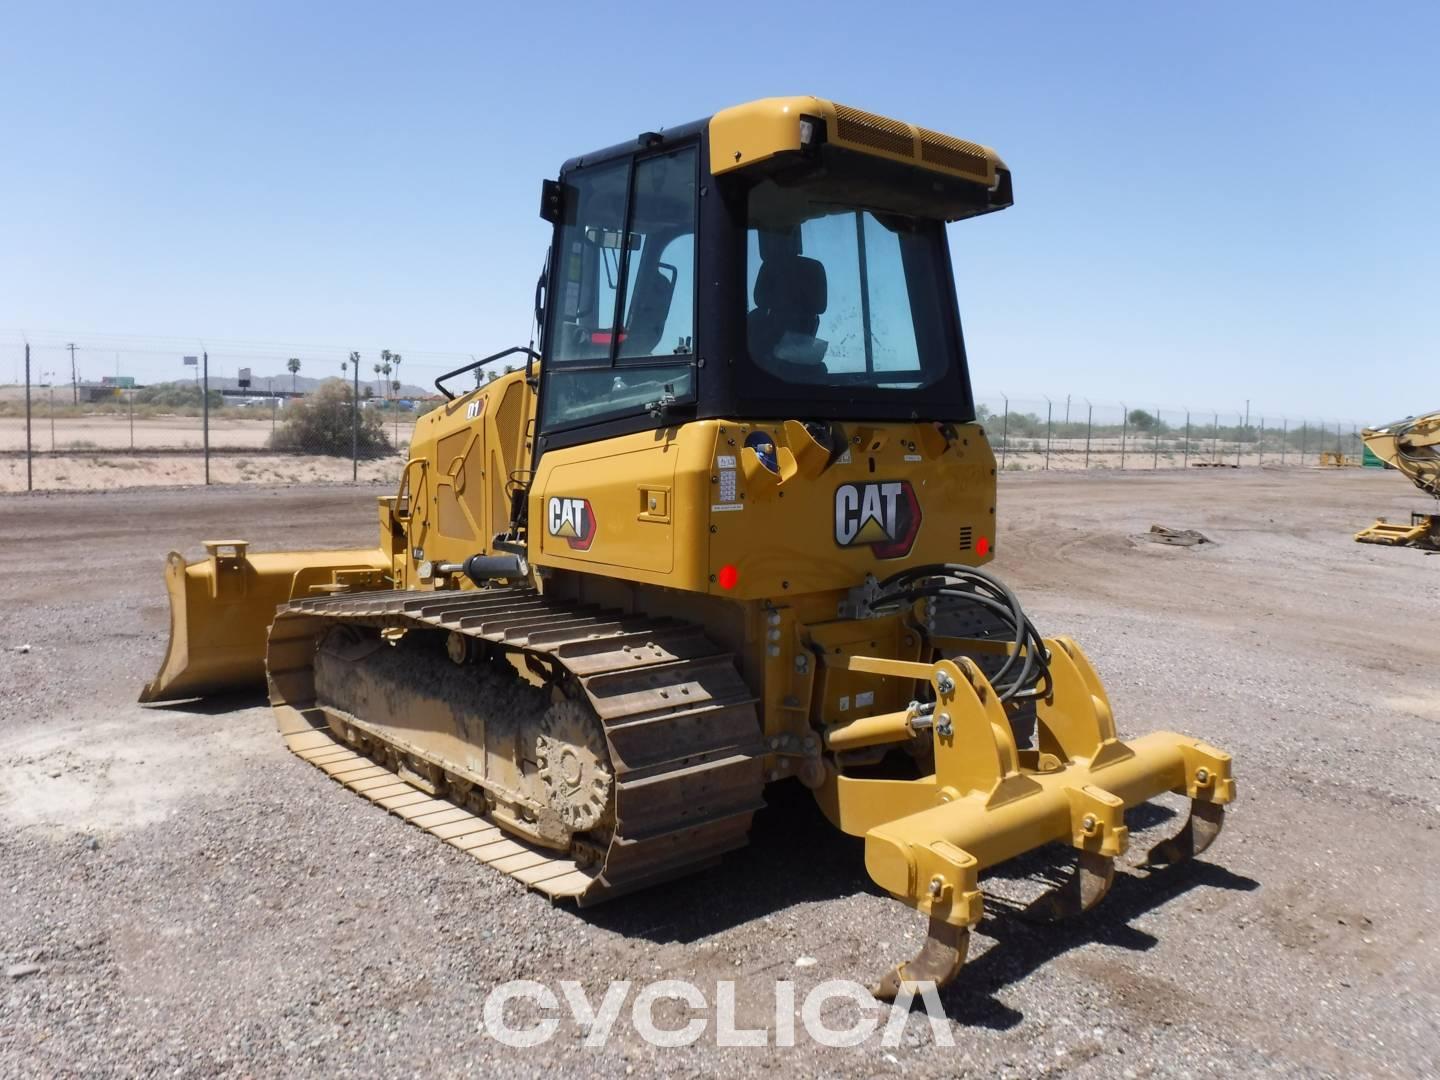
xmin=823 ymin=638 xmax=1235 ymax=996
xmin=139 ymin=540 xmax=390 ymax=703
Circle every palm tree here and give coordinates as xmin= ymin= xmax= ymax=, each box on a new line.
xmin=390 ymin=353 xmax=402 ymax=396
xmin=373 ymin=363 xmax=383 ymax=398
xmin=287 ymin=357 xmax=301 ymax=394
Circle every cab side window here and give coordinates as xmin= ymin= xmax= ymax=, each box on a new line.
xmin=542 ymin=147 xmax=697 ymax=433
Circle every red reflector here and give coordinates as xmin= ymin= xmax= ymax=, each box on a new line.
xmin=976 ymin=537 xmax=991 ymax=556
xmin=589 ymin=331 xmax=628 ymax=345
xmin=717 ymin=564 xmax=739 ymax=590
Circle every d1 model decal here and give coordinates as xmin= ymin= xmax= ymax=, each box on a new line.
xmin=547 ymin=496 xmax=597 ymax=551
xmin=834 ymin=481 xmax=922 ymax=559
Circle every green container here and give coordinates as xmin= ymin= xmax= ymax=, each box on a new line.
xmin=1362 ymin=443 xmax=1385 ymax=468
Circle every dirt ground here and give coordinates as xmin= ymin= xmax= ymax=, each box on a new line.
xmin=1 ymin=469 xmax=1436 ymax=1076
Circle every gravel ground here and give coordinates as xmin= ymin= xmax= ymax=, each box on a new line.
xmin=1 ymin=469 xmax=1436 ymax=1077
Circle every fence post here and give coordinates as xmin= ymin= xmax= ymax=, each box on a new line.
xmin=1000 ymin=393 xmax=1009 ymax=470
xmin=202 ymin=351 xmax=211 ymax=485
xmin=1281 ymin=418 xmax=1287 ymax=465
xmin=1235 ymin=412 xmax=1242 ymax=467
xmin=1240 ymin=400 xmax=1249 ymax=467
xmin=1184 ymin=411 xmax=1191 ymax=468
xmin=24 ymin=344 xmax=32 ymax=492
xmin=1084 ymin=401 xmax=1092 ymax=469
xmin=1152 ymin=405 xmax=1160 ymax=469
xmin=1044 ymin=396 xmax=1052 ymax=471
xmin=1258 ymin=417 xmax=1264 ymax=465
xmin=351 ymin=351 xmax=360 ymax=482
xmin=1120 ymin=402 xmax=1128 ymax=470
xmin=128 ymin=386 xmax=134 ymax=451
xmin=1211 ymin=412 xmax=1219 ymax=463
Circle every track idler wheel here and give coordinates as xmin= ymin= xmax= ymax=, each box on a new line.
xmin=1142 ymin=799 xmax=1225 ymax=868
xmin=1020 ymin=849 xmax=1115 ymax=923
xmin=872 ymin=916 xmax=970 ymax=1001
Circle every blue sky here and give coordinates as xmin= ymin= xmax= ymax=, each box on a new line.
xmin=1 ymin=1 xmax=1435 ymax=421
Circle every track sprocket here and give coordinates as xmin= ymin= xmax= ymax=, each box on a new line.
xmin=535 ymin=698 xmax=614 ymax=833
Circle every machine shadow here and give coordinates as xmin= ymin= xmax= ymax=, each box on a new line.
xmin=579 ymin=778 xmax=877 ymax=942
xmin=140 ymin=689 xmax=271 ymax=716
xmin=583 ymin=781 xmax=1256 ymax=1032
xmin=937 ymin=858 xmax=1260 ymax=1029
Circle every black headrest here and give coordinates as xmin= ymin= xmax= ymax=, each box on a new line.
xmin=753 ymin=256 xmax=827 ymax=316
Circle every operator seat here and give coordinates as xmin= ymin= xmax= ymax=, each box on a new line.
xmin=747 ymin=255 xmax=829 ymax=379
xmin=623 ymin=267 xmax=676 ymax=355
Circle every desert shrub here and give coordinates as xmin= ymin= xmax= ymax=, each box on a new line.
xmin=268 ymin=378 xmax=392 ymax=458
xmin=134 ymin=381 xmax=223 ymax=409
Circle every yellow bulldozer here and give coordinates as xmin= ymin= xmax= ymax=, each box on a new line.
xmin=140 ymin=96 xmax=1235 ymax=996
xmin=1354 ymin=411 xmax=1440 ymax=549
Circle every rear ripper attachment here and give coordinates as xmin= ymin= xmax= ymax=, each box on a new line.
xmin=821 ymin=566 xmax=1236 ymax=998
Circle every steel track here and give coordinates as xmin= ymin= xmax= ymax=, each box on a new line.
xmin=266 ymin=587 xmax=766 ymax=904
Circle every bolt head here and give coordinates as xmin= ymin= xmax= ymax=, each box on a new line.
xmin=1195 ymin=767 xmax=1211 ymax=784
xmin=928 ymin=875 xmax=944 ymax=897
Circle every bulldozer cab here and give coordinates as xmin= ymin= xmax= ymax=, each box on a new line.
xmin=533 ymin=99 xmax=1014 ymax=461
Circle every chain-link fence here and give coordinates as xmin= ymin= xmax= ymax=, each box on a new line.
xmin=1 ymin=342 xmax=459 ymax=493
xmin=977 ymin=394 xmax=1367 ymax=473
xmin=1 ymin=340 xmax=1375 ymax=493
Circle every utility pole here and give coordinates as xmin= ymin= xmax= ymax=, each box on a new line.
xmin=24 ymin=344 xmax=32 ymax=492
xmin=67 ymin=342 xmax=78 ymax=404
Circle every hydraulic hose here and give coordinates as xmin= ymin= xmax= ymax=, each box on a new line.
xmin=870 ymin=563 xmax=1052 ymax=703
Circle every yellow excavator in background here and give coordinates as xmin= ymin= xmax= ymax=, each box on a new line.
xmin=140 ymin=96 xmax=1235 ymax=997
xmin=1355 ymin=411 xmax=1440 ymax=549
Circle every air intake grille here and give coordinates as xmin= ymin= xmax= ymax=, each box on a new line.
xmin=918 ymin=129 xmax=991 ymax=179
xmin=834 ymin=104 xmax=915 ymax=157
xmin=959 ymin=526 xmax=973 ymax=551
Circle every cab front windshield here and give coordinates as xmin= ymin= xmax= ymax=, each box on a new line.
xmin=746 ymin=179 xmax=955 ymax=390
